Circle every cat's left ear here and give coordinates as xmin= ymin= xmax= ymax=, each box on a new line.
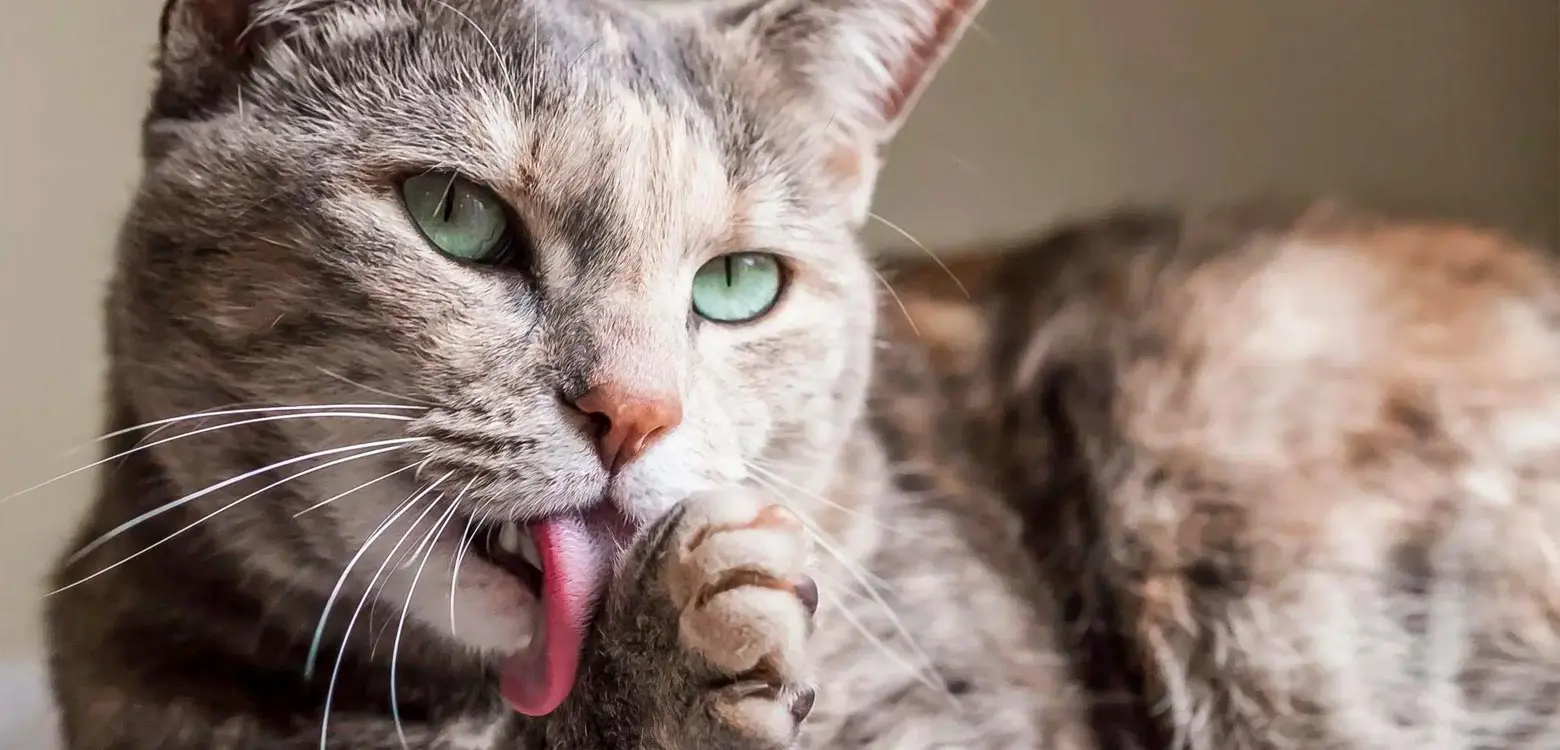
xmin=153 ymin=0 xmax=300 ymax=120
xmin=719 ymin=0 xmax=988 ymax=221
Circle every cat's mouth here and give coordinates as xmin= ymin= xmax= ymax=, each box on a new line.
xmin=470 ymin=519 xmax=545 ymax=595
xmin=454 ymin=508 xmax=627 ymax=719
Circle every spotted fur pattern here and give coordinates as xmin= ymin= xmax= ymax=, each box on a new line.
xmin=974 ymin=202 xmax=1560 ymax=750
xmin=46 ymin=0 xmax=1560 ymax=748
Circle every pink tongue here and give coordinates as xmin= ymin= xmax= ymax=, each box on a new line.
xmin=498 ymin=515 xmax=607 ymax=716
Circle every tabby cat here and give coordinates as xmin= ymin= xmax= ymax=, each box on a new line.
xmin=44 ymin=0 xmax=1560 ymax=748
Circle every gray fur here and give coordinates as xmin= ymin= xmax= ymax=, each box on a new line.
xmin=50 ymin=1 xmax=1560 ymax=749
xmin=52 ymin=0 xmax=1071 ymax=748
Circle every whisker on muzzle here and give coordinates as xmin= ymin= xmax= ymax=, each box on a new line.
xmin=746 ymin=472 xmax=961 ymax=709
xmin=306 ymin=471 xmax=454 ymax=679
xmin=50 ymin=437 xmax=428 ymax=595
xmin=316 ymin=475 xmax=450 ymax=750
xmin=294 ymin=460 xmax=428 ymax=519
xmin=5 ymin=409 xmax=422 ymax=508
xmin=391 ymin=482 xmax=470 ymax=750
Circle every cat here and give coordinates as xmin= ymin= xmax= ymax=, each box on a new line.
xmin=42 ymin=0 xmax=1560 ymax=749
xmin=48 ymin=0 xmax=1083 ymax=747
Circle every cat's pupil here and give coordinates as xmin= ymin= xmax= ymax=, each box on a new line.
xmin=435 ymin=180 xmax=456 ymax=223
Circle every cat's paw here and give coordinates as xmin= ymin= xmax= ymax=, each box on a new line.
xmin=662 ymin=487 xmax=819 ymax=744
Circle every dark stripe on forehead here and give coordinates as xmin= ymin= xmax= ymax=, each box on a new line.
xmin=489 ymin=1 xmax=767 ymax=191
xmin=575 ymin=4 xmax=764 ymax=171
xmin=656 ymin=25 xmax=769 ymax=182
xmin=463 ymin=0 xmax=767 ymax=280
xmin=557 ymin=178 xmax=635 ymax=277
xmin=599 ymin=6 xmax=705 ymax=106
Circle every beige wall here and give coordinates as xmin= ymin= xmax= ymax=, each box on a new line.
xmin=1 ymin=1 xmax=1556 ymax=660
xmin=866 ymin=1 xmax=1560 ymax=253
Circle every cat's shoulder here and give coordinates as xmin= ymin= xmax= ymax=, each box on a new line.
xmin=886 ymin=199 xmax=1560 ymax=395
xmin=884 ymin=198 xmax=1560 ymax=518
xmin=980 ymin=200 xmax=1560 ymax=400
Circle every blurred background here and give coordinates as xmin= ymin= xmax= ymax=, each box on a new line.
xmin=0 ymin=0 xmax=1556 ymax=735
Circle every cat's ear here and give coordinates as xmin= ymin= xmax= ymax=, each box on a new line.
xmin=723 ymin=0 xmax=988 ymax=220
xmin=153 ymin=0 xmax=279 ymax=116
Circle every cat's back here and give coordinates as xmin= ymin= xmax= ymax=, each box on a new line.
xmin=984 ymin=201 xmax=1560 ymax=488
xmin=890 ymin=199 xmax=1560 ymax=468
xmin=887 ymin=201 xmax=1560 ymax=748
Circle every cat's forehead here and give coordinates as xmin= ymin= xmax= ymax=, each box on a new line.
xmin=262 ymin=0 xmax=811 ymax=270
xmin=514 ymin=90 xmax=754 ymax=283
xmin=282 ymin=0 xmax=772 ymax=169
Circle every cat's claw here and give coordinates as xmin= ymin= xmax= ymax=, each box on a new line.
xmin=563 ymin=487 xmax=820 ymax=748
xmin=665 ymin=488 xmax=819 ymax=744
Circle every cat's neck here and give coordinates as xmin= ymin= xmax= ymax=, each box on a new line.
xmin=809 ymin=420 xmax=897 ymax=565
xmin=811 ymin=273 xmax=996 ymax=573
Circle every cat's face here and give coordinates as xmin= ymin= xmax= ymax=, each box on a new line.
xmin=116 ymin=0 xmax=980 ymax=704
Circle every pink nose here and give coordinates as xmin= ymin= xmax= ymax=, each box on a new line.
xmin=572 ymin=383 xmax=683 ymax=473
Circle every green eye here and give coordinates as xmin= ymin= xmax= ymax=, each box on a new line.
xmin=400 ymin=172 xmax=511 ymax=263
xmin=691 ymin=252 xmax=785 ymax=323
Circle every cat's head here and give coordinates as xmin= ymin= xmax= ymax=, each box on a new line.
xmin=113 ymin=0 xmax=981 ymax=712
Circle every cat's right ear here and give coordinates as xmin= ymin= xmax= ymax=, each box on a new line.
xmin=709 ymin=0 xmax=988 ymax=224
xmin=153 ymin=0 xmax=275 ymax=117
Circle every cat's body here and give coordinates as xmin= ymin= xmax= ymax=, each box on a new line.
xmin=963 ymin=203 xmax=1560 ymax=750
xmin=50 ymin=285 xmax=1086 ymax=750
xmin=44 ymin=0 xmax=1560 ymax=748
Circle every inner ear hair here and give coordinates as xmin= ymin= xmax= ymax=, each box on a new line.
xmin=871 ymin=0 xmax=988 ymax=134
xmin=740 ymin=0 xmax=989 ymax=145
xmin=158 ymin=0 xmax=266 ymax=74
xmin=153 ymin=0 xmax=302 ymax=119
xmin=719 ymin=0 xmax=988 ymax=223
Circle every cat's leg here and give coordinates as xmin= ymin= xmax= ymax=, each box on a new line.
xmin=542 ymin=487 xmax=819 ymax=749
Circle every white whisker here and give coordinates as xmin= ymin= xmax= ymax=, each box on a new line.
xmin=395 ymin=501 xmax=448 ymax=573
xmin=368 ymin=500 xmax=440 ymax=655
xmin=123 ymin=402 xmax=266 ymax=454
xmin=448 ymin=487 xmax=491 ymax=635
xmin=318 ymin=477 xmax=449 ymax=750
xmin=94 ymin=402 xmax=424 ymax=450
xmin=819 ymin=585 xmax=947 ymax=699
xmin=432 ymin=0 xmax=520 ymax=108
xmin=4 ymin=411 xmax=419 ymax=507
xmin=869 ymin=212 xmax=969 ymax=299
xmin=50 ymin=442 xmax=416 ymax=597
xmin=59 ymin=437 xmax=425 ymax=573
xmin=369 ymin=491 xmax=454 ymax=656
xmin=369 ymin=468 xmax=446 ymax=632
xmin=306 ymin=471 xmax=454 ymax=679
xmin=293 ymin=461 xmax=425 ymax=518
xmin=873 ymin=268 xmax=922 ymax=338
xmin=748 ymin=474 xmax=955 ymax=706
xmin=371 ymin=479 xmax=468 ymax=630
xmin=747 ymin=461 xmax=927 ymax=541
xmin=392 ymin=488 xmax=465 ymax=750
xmin=317 ymin=368 xmax=438 ymax=408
